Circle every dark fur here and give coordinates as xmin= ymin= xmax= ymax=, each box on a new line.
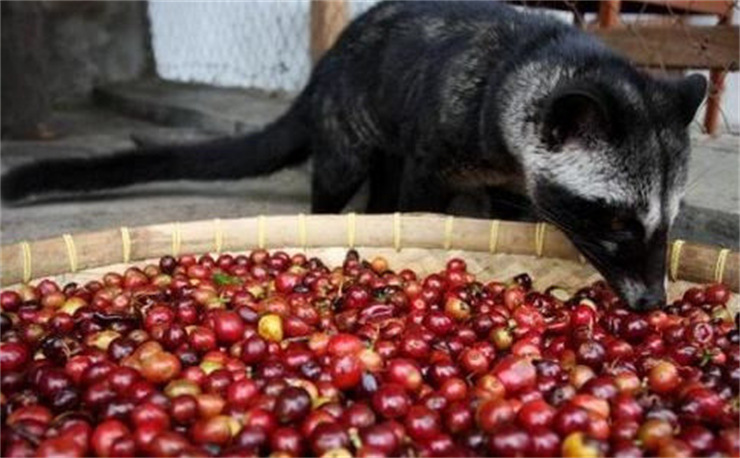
xmin=1 ymin=2 xmax=707 ymax=309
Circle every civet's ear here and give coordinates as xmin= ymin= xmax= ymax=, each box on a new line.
xmin=676 ymin=73 xmax=708 ymax=126
xmin=541 ymin=86 xmax=612 ymax=151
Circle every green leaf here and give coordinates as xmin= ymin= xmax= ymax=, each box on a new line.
xmin=213 ymin=273 xmax=242 ymax=286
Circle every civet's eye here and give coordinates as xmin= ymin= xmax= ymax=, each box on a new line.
xmin=607 ymin=215 xmax=643 ymax=242
xmin=610 ymin=217 xmax=627 ymax=232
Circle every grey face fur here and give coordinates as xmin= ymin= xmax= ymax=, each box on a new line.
xmin=499 ymin=58 xmax=706 ymax=309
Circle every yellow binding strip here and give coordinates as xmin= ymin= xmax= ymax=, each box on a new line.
xmin=120 ymin=227 xmax=132 ymax=264
xmin=669 ymin=239 xmax=685 ymax=281
xmin=393 ymin=212 xmax=402 ymax=251
xmin=62 ymin=234 xmax=78 ymax=273
xmin=714 ymin=248 xmax=730 ymax=284
xmin=444 ymin=216 xmax=454 ymax=250
xmin=535 ymin=222 xmax=547 ymax=257
xmin=347 ymin=213 xmax=356 ymax=249
xmin=257 ymin=215 xmax=266 ymax=250
xmin=297 ymin=213 xmax=307 ymax=249
xmin=171 ymin=222 xmax=182 ymax=257
xmin=213 ymin=219 xmax=223 ymax=254
xmin=20 ymin=241 xmax=32 ymax=283
xmin=489 ymin=220 xmax=500 ymax=254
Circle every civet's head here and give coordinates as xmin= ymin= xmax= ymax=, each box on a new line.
xmin=500 ymin=57 xmax=707 ymax=310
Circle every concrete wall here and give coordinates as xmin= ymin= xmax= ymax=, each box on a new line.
xmin=1 ymin=1 xmax=153 ymax=110
xmin=41 ymin=1 xmax=154 ymax=105
xmin=1 ymin=1 xmax=153 ymax=137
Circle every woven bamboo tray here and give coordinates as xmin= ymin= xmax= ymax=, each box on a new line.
xmin=1 ymin=214 xmax=738 ymax=309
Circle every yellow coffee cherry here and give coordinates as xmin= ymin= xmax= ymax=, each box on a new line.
xmin=85 ymin=330 xmax=121 ymax=351
xmin=320 ymin=448 xmax=353 ymax=458
xmin=370 ymin=256 xmax=388 ymax=274
xmin=199 ymin=360 xmax=223 ymax=375
xmin=258 ymin=313 xmax=284 ymax=342
xmin=562 ymin=432 xmax=602 ymax=458
xmin=164 ymin=379 xmax=202 ymax=398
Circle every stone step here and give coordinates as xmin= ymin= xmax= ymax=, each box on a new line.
xmin=675 ymin=134 xmax=739 ymax=248
xmin=94 ymin=78 xmax=292 ymax=135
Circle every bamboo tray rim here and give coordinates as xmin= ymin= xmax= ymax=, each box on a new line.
xmin=1 ymin=213 xmax=737 ymax=291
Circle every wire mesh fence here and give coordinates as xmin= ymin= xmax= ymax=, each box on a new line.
xmin=148 ymin=0 xmax=738 ymax=133
xmin=149 ymin=2 xmax=310 ymax=93
xmin=148 ymin=1 xmax=380 ymax=95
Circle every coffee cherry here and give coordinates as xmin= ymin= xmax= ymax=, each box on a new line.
xmin=425 ymin=311 xmax=454 ymax=336
xmin=404 ymin=405 xmax=440 ymax=441
xmin=518 ymin=399 xmax=556 ymax=429
xmin=91 ymin=419 xmax=130 ymax=457
xmin=386 ymin=358 xmax=422 ymax=392
xmin=678 ymin=424 xmax=715 ymax=455
xmin=212 ymin=310 xmax=245 ymax=344
xmin=327 ymin=333 xmax=363 ymax=357
xmin=622 ymin=315 xmax=650 ymax=343
xmin=330 ymin=354 xmax=362 ymax=389
xmin=274 ymin=386 xmax=312 ymax=424
xmin=0 ymin=250 xmax=735 ymax=458
xmin=444 ymin=401 xmax=473 ymax=434
xmin=683 ymin=287 xmax=706 ymax=306
xmin=444 ymin=297 xmax=471 ymax=321
xmin=477 ymin=399 xmax=514 ymax=433
xmin=553 ymin=404 xmax=590 ymax=436
xmin=309 ymin=422 xmax=350 ymax=456
xmin=489 ymin=425 xmax=531 ymax=457
xmin=561 ymin=432 xmax=603 ymax=458
xmin=258 ymin=314 xmax=284 ymax=342
xmin=0 ymin=290 xmax=22 ymax=312
xmin=648 ymin=361 xmax=680 ymax=395
xmin=576 ymin=340 xmax=606 ymax=370
xmin=460 ymin=348 xmax=489 ymax=374
xmin=140 ymin=351 xmax=181 ymax=384
xmin=191 ymin=415 xmax=237 ymax=445
xmin=0 ymin=342 xmax=29 ymax=372
xmin=360 ymin=422 xmax=400 ymax=455
xmin=372 ymin=384 xmax=410 ymax=419
xmin=270 ymin=426 xmax=304 ymax=456
xmin=492 ymin=355 xmax=536 ymax=394
xmin=637 ymin=419 xmax=673 ymax=451
xmin=705 ymin=283 xmax=730 ymax=304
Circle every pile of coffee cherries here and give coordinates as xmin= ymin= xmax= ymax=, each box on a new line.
xmin=0 ymin=249 xmax=738 ymax=457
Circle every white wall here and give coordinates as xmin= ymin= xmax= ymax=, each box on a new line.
xmin=148 ymin=1 xmax=737 ymax=130
xmin=148 ymin=0 xmax=380 ymax=93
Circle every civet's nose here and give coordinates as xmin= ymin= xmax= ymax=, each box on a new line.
xmin=630 ymin=282 xmax=666 ymax=311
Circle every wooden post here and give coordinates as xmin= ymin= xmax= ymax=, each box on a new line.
xmin=598 ymin=0 xmax=622 ymax=28
xmin=310 ymin=0 xmax=347 ymax=65
xmin=571 ymin=2 xmax=586 ymax=29
xmin=704 ymin=6 xmax=734 ymax=135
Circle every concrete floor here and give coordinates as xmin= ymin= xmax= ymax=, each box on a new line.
xmin=0 ymin=107 xmax=312 ymax=244
xmin=1 ymin=80 xmax=738 ymax=249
